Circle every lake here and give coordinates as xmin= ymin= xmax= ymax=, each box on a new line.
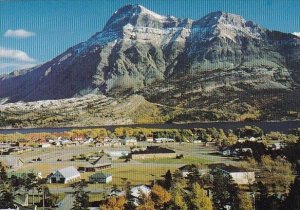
xmin=0 ymin=120 xmax=299 ymax=134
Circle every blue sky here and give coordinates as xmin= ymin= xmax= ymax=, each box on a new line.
xmin=1 ymin=0 xmax=300 ymax=74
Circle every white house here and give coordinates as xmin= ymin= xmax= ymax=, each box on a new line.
xmin=38 ymin=143 xmax=52 ymax=148
xmin=108 ymin=151 xmax=130 ymax=159
xmin=122 ymin=138 xmax=137 ymax=146
xmin=154 ymin=138 xmax=174 ymax=143
xmin=270 ymin=143 xmax=285 ymax=150
xmin=130 ymin=185 xmax=151 ymax=206
xmin=48 ymin=166 xmax=80 ymax=184
xmin=215 ymin=166 xmax=255 ymax=185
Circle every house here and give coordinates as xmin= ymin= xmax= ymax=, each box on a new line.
xmin=219 ymin=149 xmax=231 ymax=156
xmin=232 ymin=148 xmax=253 ymax=157
xmin=108 ymin=189 xmax=126 ymax=197
xmin=0 ymin=156 xmax=24 ymax=170
xmin=270 ymin=143 xmax=285 ymax=150
xmin=213 ymin=166 xmax=255 ymax=185
xmin=78 ymin=154 xmax=112 ymax=172
xmin=7 ymin=171 xmax=42 ymax=180
xmin=130 ymin=185 xmax=151 ymax=206
xmin=179 ymin=165 xmax=209 ymax=178
xmin=122 ymin=137 xmax=137 ymax=146
xmin=38 ymin=143 xmax=51 ymax=148
xmin=131 ymin=146 xmax=177 ymax=160
xmin=154 ymin=138 xmax=174 ymax=143
xmin=89 ymin=172 xmax=112 ymax=183
xmin=249 ymin=137 xmax=256 ymax=142
xmin=193 ymin=140 xmax=202 ymax=144
xmin=48 ymin=166 xmax=80 ymax=184
xmin=0 ymin=206 xmax=37 ymax=210
xmin=108 ymin=151 xmax=129 ymax=158
xmin=146 ymin=137 xmax=154 ymax=143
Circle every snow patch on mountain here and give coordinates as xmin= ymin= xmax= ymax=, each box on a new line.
xmin=293 ymin=32 xmax=300 ymax=37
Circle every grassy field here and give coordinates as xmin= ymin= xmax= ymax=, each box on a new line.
xmin=137 ymin=156 xmax=212 ymax=165
xmin=100 ymin=165 xmax=178 ymax=186
xmin=16 ymin=162 xmax=72 ymax=176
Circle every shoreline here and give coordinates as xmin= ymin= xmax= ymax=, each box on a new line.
xmin=0 ymin=120 xmax=299 ymax=134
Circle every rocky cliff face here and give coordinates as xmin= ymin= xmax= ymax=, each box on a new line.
xmin=0 ymin=4 xmax=299 ymax=103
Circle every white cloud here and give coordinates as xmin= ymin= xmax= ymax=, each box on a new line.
xmin=4 ymin=29 xmax=36 ymax=38
xmin=0 ymin=47 xmax=36 ymax=62
xmin=292 ymin=32 xmax=300 ymax=37
xmin=0 ymin=47 xmax=38 ymax=74
xmin=0 ymin=63 xmax=37 ymax=75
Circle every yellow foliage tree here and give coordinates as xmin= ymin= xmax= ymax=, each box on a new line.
xmin=136 ymin=197 xmax=156 ymax=210
xmin=191 ymin=183 xmax=213 ymax=210
xmin=172 ymin=187 xmax=188 ymax=210
xmin=238 ymin=192 xmax=253 ymax=210
xmin=100 ymin=196 xmax=127 ymax=210
xmin=151 ymin=184 xmax=172 ymax=209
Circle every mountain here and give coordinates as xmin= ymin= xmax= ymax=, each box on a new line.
xmin=0 ymin=4 xmax=299 ymax=125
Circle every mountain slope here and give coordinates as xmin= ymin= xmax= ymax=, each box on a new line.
xmin=0 ymin=4 xmax=299 ymax=124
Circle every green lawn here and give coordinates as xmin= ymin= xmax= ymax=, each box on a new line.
xmin=137 ymin=156 xmax=212 ymax=165
xmin=100 ymin=165 xmax=178 ymax=187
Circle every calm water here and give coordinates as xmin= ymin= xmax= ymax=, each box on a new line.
xmin=0 ymin=121 xmax=299 ymax=134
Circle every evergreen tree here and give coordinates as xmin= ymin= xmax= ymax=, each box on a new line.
xmin=72 ymin=181 xmax=89 ymax=210
xmin=256 ymin=181 xmax=269 ymax=210
xmin=0 ymin=164 xmax=7 ymax=183
xmin=0 ymin=184 xmax=15 ymax=208
xmin=212 ymin=170 xmax=239 ymax=210
xmin=164 ymin=170 xmax=173 ymax=190
xmin=186 ymin=165 xmax=201 ymax=187
xmin=282 ymin=178 xmax=300 ymax=210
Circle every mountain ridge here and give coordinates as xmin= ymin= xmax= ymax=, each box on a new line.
xmin=0 ymin=4 xmax=299 ymax=112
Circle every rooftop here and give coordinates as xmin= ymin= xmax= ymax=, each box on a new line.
xmin=217 ymin=165 xmax=251 ymax=173
xmin=55 ymin=166 xmax=80 ymax=178
xmin=131 ymin=146 xmax=176 ymax=155
xmin=90 ymin=172 xmax=112 ymax=179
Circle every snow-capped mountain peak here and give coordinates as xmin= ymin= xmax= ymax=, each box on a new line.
xmin=191 ymin=11 xmax=264 ymax=42
xmin=104 ymin=4 xmax=170 ymax=31
xmin=0 ymin=5 xmax=299 ymax=103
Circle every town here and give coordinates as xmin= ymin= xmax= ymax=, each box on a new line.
xmin=0 ymin=126 xmax=299 ymax=210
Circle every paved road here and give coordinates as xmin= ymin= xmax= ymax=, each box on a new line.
xmin=50 ymin=187 xmax=105 ymax=194
xmin=56 ymin=194 xmax=74 ymax=210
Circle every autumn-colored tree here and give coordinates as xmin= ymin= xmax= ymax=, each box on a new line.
xmin=171 ymin=183 xmax=188 ymax=210
xmin=100 ymin=196 xmax=127 ymax=210
xmin=216 ymin=129 xmax=228 ymax=146
xmin=238 ymin=192 xmax=253 ymax=210
xmin=223 ymin=133 xmax=238 ymax=146
xmin=136 ymin=196 xmax=156 ymax=210
xmin=257 ymin=155 xmax=293 ymax=192
xmin=151 ymin=184 xmax=172 ymax=209
xmin=190 ymin=183 xmax=213 ymax=210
